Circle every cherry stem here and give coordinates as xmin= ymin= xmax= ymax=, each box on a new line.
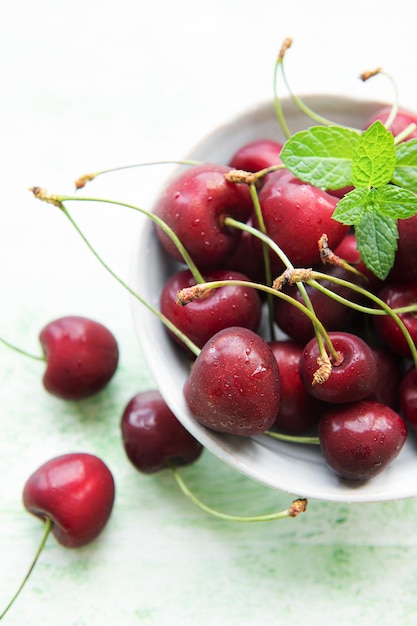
xmin=273 ymin=38 xmax=293 ymax=139
xmin=0 ymin=337 xmax=45 ymax=362
xmin=274 ymin=38 xmax=360 ymax=132
xmin=170 ymin=464 xmax=307 ymax=522
xmin=177 ymin=277 xmax=339 ymax=361
xmin=360 ymin=67 xmax=399 ymax=132
xmin=309 ymin=270 xmax=417 ymax=368
xmin=224 ymin=217 xmax=337 ymax=362
xmin=31 ymin=188 xmax=205 ymax=285
xmin=247 ymin=182 xmax=276 ymax=340
xmin=263 ymin=430 xmax=320 ymax=445
xmin=0 ymin=517 xmax=52 ymax=620
xmin=308 ymin=279 xmax=417 ymax=317
xmin=394 ymin=123 xmax=417 ymax=144
xmin=74 ymin=159 xmax=201 ymax=190
xmin=58 ymin=204 xmax=201 ymax=357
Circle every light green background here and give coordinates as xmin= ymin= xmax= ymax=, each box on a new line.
xmin=1 ymin=1 xmax=417 ymax=624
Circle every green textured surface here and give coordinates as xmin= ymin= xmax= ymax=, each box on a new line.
xmin=1 ymin=1 xmax=417 ymax=624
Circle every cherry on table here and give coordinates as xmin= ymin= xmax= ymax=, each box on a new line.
xmin=23 ymin=452 xmax=115 ymax=548
xmin=39 ymin=315 xmax=119 ymax=400
xmin=319 ymin=400 xmax=407 ymax=481
xmin=1 ymin=453 xmax=115 ymax=619
xmin=184 ymin=326 xmax=281 ymax=436
xmin=121 ymin=389 xmax=203 ymax=474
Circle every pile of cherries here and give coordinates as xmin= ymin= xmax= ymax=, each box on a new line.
xmin=2 ymin=93 xmax=417 ymax=619
xmin=152 ymin=104 xmax=417 ymax=483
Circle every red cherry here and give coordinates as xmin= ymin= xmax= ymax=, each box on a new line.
xmin=298 ymin=331 xmax=378 ymax=404
xmin=399 ymin=366 xmax=417 ymax=430
xmin=333 ymin=232 xmax=382 ymax=291
xmin=365 ymin=346 xmax=402 ymax=409
xmin=274 ymin=264 xmax=365 ymax=344
xmin=153 ymin=163 xmax=253 ymax=269
xmin=184 ymin=327 xmax=281 ymax=436
xmin=160 ymin=268 xmax=262 ymax=351
xmin=269 ymin=340 xmax=324 ymax=433
xmin=388 ymin=214 xmax=417 ymax=284
xmin=228 ymin=138 xmax=283 ymax=172
xmin=39 ymin=316 xmax=119 ymax=400
xmin=23 ymin=453 xmax=115 ymax=548
xmin=121 ymin=390 xmax=203 ymax=473
xmin=319 ymin=400 xmax=407 ymax=481
xmin=372 ymin=283 xmax=417 ymax=358
xmin=364 ymin=106 xmax=417 ymax=140
xmin=256 ymin=169 xmax=348 ymax=273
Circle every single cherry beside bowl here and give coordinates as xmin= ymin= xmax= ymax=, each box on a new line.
xmin=121 ymin=389 xmax=203 ymax=473
xmin=39 ymin=315 xmax=119 ymax=400
xmin=23 ymin=452 xmax=115 ymax=548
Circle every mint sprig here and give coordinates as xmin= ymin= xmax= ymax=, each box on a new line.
xmin=280 ymin=120 xmax=417 ymax=280
xmin=279 ymin=126 xmax=360 ymax=189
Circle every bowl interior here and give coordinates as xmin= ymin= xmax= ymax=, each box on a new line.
xmin=130 ymin=95 xmax=417 ymax=503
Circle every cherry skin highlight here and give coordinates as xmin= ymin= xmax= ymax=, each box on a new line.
xmin=319 ymin=400 xmax=407 ymax=481
xmin=298 ymin=331 xmax=378 ymax=404
xmin=153 ymin=163 xmax=253 ymax=269
xmin=184 ymin=326 xmax=281 ymax=436
xmin=22 ymin=453 xmax=115 ymax=548
xmin=39 ymin=316 xmax=119 ymax=400
xmin=121 ymin=389 xmax=203 ymax=474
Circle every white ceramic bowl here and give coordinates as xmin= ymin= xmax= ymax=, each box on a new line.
xmin=131 ymin=95 xmax=416 ymax=503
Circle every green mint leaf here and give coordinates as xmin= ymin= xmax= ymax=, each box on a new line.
xmin=280 ymin=125 xmax=359 ymax=189
xmin=369 ymin=184 xmax=417 ymax=219
xmin=351 ymin=121 xmax=396 ymax=188
xmin=392 ymin=139 xmax=417 ymax=192
xmin=332 ymin=187 xmax=372 ymax=225
xmin=355 ymin=212 xmax=398 ymax=280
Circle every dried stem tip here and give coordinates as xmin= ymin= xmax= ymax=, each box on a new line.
xmin=75 ymin=173 xmax=96 ymax=190
xmin=176 ymin=285 xmax=211 ymax=306
xmin=224 ymin=170 xmax=257 ymax=185
xmin=278 ymin=37 xmax=293 ymax=61
xmin=312 ymin=354 xmax=332 ymax=385
xmin=29 ymin=187 xmax=63 ymax=208
xmin=272 ymin=267 xmax=313 ymax=291
xmin=360 ymin=67 xmax=382 ymax=82
xmin=289 ymin=498 xmax=308 ymax=517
